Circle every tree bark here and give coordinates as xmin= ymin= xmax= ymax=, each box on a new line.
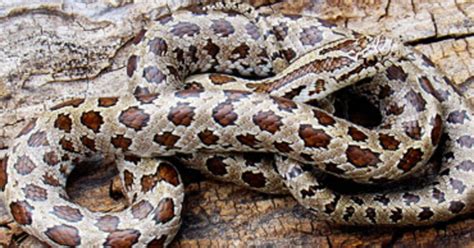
xmin=0 ymin=0 xmax=473 ymax=247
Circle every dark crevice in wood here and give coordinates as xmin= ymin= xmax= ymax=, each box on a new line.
xmin=405 ymin=32 xmax=474 ymax=46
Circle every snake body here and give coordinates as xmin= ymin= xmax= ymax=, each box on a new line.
xmin=4 ymin=2 xmax=474 ymax=247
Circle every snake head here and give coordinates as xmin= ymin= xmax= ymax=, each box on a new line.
xmin=370 ymin=35 xmax=405 ymax=60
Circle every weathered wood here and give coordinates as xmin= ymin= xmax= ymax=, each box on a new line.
xmin=0 ymin=0 xmax=473 ymax=247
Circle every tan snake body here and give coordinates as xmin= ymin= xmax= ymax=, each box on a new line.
xmin=3 ymin=2 xmax=474 ymax=247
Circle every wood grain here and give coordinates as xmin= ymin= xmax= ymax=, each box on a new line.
xmin=0 ymin=1 xmax=472 ymax=247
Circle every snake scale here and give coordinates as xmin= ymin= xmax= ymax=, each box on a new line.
xmin=3 ymin=2 xmax=474 ymax=247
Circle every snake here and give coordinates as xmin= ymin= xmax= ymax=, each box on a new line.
xmin=3 ymin=2 xmax=473 ymax=247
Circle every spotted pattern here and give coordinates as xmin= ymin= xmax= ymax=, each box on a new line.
xmin=212 ymin=101 xmax=238 ymax=126
xmin=52 ymin=205 xmax=84 ymax=222
xmin=103 ymin=229 xmax=140 ymax=247
xmin=10 ymin=201 xmax=33 ymax=225
xmin=81 ymin=111 xmax=104 ymax=133
xmin=205 ymin=156 xmax=229 ymax=176
xmin=299 ymin=125 xmax=332 ymax=148
xmin=346 ymin=146 xmax=380 ymax=167
xmin=14 ymin=156 xmax=36 ymax=175
xmin=168 ymin=103 xmax=195 ymax=126
xmin=54 ymin=114 xmax=73 ymax=132
xmin=253 ymin=111 xmax=282 ymax=134
xmin=154 ymin=198 xmax=175 ymax=224
xmin=131 ymin=200 xmax=153 ymax=220
xmin=96 ymin=215 xmax=120 ymax=232
xmin=198 ymin=129 xmax=219 ymax=145
xmin=27 ymin=131 xmax=49 ymax=147
xmin=44 ymin=225 xmax=81 ymax=246
xmin=119 ymin=107 xmax=150 ymax=131
xmin=22 ymin=184 xmax=47 ymax=201
xmin=99 ymin=97 xmax=119 ymax=107
xmin=4 ymin=2 xmax=474 ymax=247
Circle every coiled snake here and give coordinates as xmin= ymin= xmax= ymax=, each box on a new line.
xmin=4 ymin=2 xmax=474 ymax=247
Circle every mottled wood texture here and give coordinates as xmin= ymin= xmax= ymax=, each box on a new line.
xmin=0 ymin=0 xmax=473 ymax=247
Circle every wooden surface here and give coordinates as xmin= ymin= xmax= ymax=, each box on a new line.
xmin=0 ymin=0 xmax=473 ymax=247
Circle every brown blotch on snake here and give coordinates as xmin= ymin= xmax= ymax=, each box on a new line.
xmin=253 ymin=110 xmax=283 ymax=134
xmin=236 ymin=133 xmax=260 ymax=148
xmin=231 ymin=43 xmax=251 ymax=61
xmin=143 ymin=66 xmax=166 ymax=84
xmin=133 ymin=29 xmax=147 ymax=45
xmin=54 ymin=113 xmax=73 ymax=132
xmin=206 ymin=156 xmax=229 ymax=176
xmin=386 ymin=103 xmax=404 ymax=116
xmin=379 ymin=133 xmax=401 ymax=150
xmin=80 ymin=111 xmax=104 ymax=133
xmin=209 ymin=74 xmax=236 ymax=84
xmin=44 ymin=224 xmax=81 ymax=246
xmin=405 ymin=90 xmax=427 ymax=112
xmin=272 ymin=96 xmax=298 ymax=112
xmin=43 ymin=151 xmax=60 ymax=166
xmin=136 ymin=93 xmax=160 ymax=104
xmin=80 ymin=136 xmax=97 ymax=151
xmin=27 ymin=131 xmax=49 ymax=147
xmin=42 ymin=173 xmax=60 ymax=187
xmin=403 ymin=121 xmax=423 ymax=140
xmin=348 ymin=127 xmax=368 ymax=141
xmin=397 ymin=148 xmax=424 ymax=172
xmin=299 ymin=26 xmax=323 ymax=46
xmin=22 ymin=184 xmax=48 ymax=201
xmin=98 ymin=97 xmax=120 ymax=107
xmin=14 ymin=155 xmax=36 ymax=175
xmin=111 ymin=135 xmax=133 ymax=151
xmin=241 ymin=171 xmax=267 ymax=188
xmin=457 ymin=135 xmax=474 ymax=148
xmin=59 ymin=137 xmax=76 ymax=153
xmin=447 ymin=110 xmax=469 ymax=124
xmin=149 ymin=37 xmax=168 ymax=56
xmin=95 ymin=215 xmax=120 ymax=232
xmin=313 ymin=109 xmax=336 ymax=126
xmin=273 ymin=141 xmax=294 ymax=153
xmin=16 ymin=119 xmax=37 ymax=137
xmin=131 ymin=200 xmax=154 ymax=220
xmin=168 ymin=103 xmax=196 ymax=126
xmin=299 ymin=124 xmax=332 ymax=148
xmin=10 ymin=201 xmax=34 ymax=225
xmin=153 ymin=132 xmax=180 ymax=149
xmin=52 ymin=205 xmax=84 ymax=222
xmin=153 ymin=198 xmax=175 ymax=224
xmin=386 ymin=65 xmax=407 ymax=82
xmin=104 ymin=229 xmax=141 ymax=247
xmin=212 ymin=101 xmax=238 ymax=126
xmin=345 ymin=145 xmax=381 ymax=167
xmin=198 ymin=129 xmax=220 ymax=145
xmin=418 ymin=207 xmax=434 ymax=221
xmin=127 ymin=55 xmax=138 ymax=78
xmin=158 ymin=163 xmax=180 ymax=186
xmin=170 ymin=22 xmax=201 ymax=38
xmin=119 ymin=107 xmax=150 ymax=131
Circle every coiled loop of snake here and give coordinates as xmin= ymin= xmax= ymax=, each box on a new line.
xmin=4 ymin=2 xmax=474 ymax=247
